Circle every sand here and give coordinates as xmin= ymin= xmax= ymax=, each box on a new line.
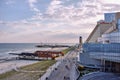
xmin=0 ymin=60 xmax=38 ymax=74
xmin=0 ymin=47 xmax=67 ymax=74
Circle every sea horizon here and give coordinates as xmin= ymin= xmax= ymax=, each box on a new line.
xmin=0 ymin=43 xmax=75 ymax=58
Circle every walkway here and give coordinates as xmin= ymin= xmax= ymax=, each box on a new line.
xmin=39 ymin=50 xmax=79 ymax=80
xmin=39 ymin=60 xmax=61 ymax=80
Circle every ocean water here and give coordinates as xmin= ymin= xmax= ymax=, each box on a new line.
xmin=0 ymin=43 xmax=48 ymax=58
xmin=0 ymin=43 xmax=74 ymax=58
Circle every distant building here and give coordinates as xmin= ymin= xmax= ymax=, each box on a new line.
xmin=79 ymin=36 xmax=82 ymax=45
xmin=79 ymin=12 xmax=120 ymax=72
xmin=86 ymin=12 xmax=120 ymax=43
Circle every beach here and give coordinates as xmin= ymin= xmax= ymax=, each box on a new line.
xmin=0 ymin=60 xmax=56 ymax=80
xmin=0 ymin=47 xmax=67 ymax=74
xmin=0 ymin=60 xmax=38 ymax=74
xmin=0 ymin=43 xmax=74 ymax=80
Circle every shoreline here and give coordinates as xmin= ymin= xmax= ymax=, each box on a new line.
xmin=0 ymin=47 xmax=67 ymax=74
xmin=0 ymin=60 xmax=56 ymax=80
xmin=0 ymin=60 xmax=38 ymax=74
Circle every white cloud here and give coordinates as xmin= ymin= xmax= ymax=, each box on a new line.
xmin=103 ymin=0 xmax=120 ymax=4
xmin=28 ymin=0 xmax=41 ymax=14
xmin=46 ymin=0 xmax=63 ymax=15
xmin=1 ymin=0 xmax=120 ymax=43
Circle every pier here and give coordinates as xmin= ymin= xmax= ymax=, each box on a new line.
xmin=36 ymin=44 xmax=72 ymax=48
xmin=9 ymin=51 xmax=64 ymax=60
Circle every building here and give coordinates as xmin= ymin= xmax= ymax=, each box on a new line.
xmin=86 ymin=22 xmax=114 ymax=43
xmin=104 ymin=13 xmax=115 ymax=22
xmin=79 ymin=12 xmax=120 ymax=72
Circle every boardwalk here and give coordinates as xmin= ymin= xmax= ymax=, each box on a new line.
xmin=39 ymin=50 xmax=79 ymax=80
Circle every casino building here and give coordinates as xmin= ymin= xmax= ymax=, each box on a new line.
xmin=79 ymin=12 xmax=120 ymax=72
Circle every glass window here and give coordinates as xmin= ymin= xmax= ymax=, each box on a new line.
xmin=104 ymin=13 xmax=115 ymax=22
xmin=118 ymin=19 xmax=120 ymax=31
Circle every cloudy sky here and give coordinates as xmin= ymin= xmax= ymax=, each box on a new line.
xmin=0 ymin=0 xmax=120 ymax=43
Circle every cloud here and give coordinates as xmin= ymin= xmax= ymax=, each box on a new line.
xmin=0 ymin=31 xmax=9 ymax=38
xmin=28 ymin=0 xmax=120 ymax=43
xmin=46 ymin=0 xmax=63 ymax=15
xmin=30 ymin=0 xmax=102 ymax=22
xmin=1 ymin=0 xmax=120 ymax=43
xmin=102 ymin=3 xmax=120 ymax=12
xmin=28 ymin=0 xmax=41 ymax=14
xmin=0 ymin=29 xmax=79 ymax=43
xmin=102 ymin=0 xmax=120 ymax=4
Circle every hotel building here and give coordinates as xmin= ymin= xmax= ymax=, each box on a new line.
xmin=79 ymin=12 xmax=120 ymax=72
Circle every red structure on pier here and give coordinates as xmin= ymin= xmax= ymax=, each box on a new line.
xmin=10 ymin=50 xmax=64 ymax=60
xmin=34 ymin=51 xmax=64 ymax=60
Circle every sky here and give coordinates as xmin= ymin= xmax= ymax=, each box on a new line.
xmin=0 ymin=0 xmax=120 ymax=43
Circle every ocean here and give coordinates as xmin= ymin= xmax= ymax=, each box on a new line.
xmin=0 ymin=43 xmax=74 ymax=74
xmin=0 ymin=43 xmax=74 ymax=58
xmin=0 ymin=43 xmax=49 ymax=58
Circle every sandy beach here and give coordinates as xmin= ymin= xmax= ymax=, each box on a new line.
xmin=0 ymin=60 xmax=38 ymax=74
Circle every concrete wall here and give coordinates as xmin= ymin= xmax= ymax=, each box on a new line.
xmin=100 ymin=23 xmax=114 ymax=34
xmin=86 ymin=25 xmax=100 ymax=43
xmin=115 ymin=12 xmax=120 ymax=24
xmin=86 ymin=23 xmax=113 ymax=43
